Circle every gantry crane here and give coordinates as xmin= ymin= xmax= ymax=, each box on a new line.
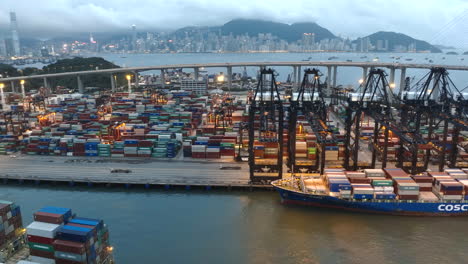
xmin=400 ymin=67 xmax=468 ymax=171
xmin=248 ymin=69 xmax=284 ymax=184
xmin=288 ymin=68 xmax=336 ymax=175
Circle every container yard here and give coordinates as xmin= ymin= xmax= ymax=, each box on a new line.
xmin=2 ymin=205 xmax=115 ymax=264
xmin=0 ymin=65 xmax=467 ymax=189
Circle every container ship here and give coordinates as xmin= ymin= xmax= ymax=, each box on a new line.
xmin=272 ymin=168 xmax=468 ymax=216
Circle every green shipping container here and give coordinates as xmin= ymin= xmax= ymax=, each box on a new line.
xmin=372 ymin=180 xmax=393 ymax=186
xmin=28 ymin=242 xmax=54 ymax=252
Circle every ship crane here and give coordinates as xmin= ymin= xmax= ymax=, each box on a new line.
xmin=288 ymin=68 xmax=335 ymax=175
xmin=248 ymin=69 xmax=284 ymax=184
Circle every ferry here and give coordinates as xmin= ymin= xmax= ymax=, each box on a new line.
xmin=272 ymin=168 xmax=468 ymax=216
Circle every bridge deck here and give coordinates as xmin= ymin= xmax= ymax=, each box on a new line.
xmin=2 ymin=61 xmax=467 ymax=82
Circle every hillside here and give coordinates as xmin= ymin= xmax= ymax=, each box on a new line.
xmin=355 ymin=31 xmax=441 ymax=53
xmin=221 ymin=19 xmax=336 ymax=42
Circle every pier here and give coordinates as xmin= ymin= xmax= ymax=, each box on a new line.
xmin=0 ymin=155 xmax=273 ymax=190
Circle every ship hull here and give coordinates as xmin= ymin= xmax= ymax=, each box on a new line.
xmin=274 ymin=186 xmax=468 ymax=216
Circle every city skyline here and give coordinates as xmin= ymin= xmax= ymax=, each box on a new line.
xmin=0 ymin=0 xmax=467 ymax=47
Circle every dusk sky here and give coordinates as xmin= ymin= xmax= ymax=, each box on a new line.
xmin=0 ymin=0 xmax=467 ymax=47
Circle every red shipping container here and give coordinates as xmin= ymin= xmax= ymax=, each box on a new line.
xmin=53 ymin=239 xmax=86 ymax=254
xmin=398 ymin=195 xmax=419 ymax=200
xmin=34 ymin=211 xmax=64 ymax=225
xmin=419 ymin=187 xmax=432 ymax=192
xmin=30 ymin=248 xmax=55 ymax=259
xmin=349 ymin=178 xmax=372 ymax=184
xmin=0 ymin=204 xmax=10 ymax=215
xmin=55 ymin=258 xmax=87 ymax=264
xmin=442 ymin=190 xmax=463 ymax=195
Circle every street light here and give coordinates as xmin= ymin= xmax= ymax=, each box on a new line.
xmin=389 ymin=83 xmax=396 ymax=89
xmin=20 ymin=80 xmax=25 ymax=97
xmin=126 ymin=74 xmax=132 ymax=94
xmin=358 ymin=79 xmax=364 ymax=85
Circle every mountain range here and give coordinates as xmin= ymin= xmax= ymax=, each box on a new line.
xmin=22 ymin=19 xmax=442 ymax=53
xmin=173 ymin=19 xmax=441 ymax=53
xmin=219 ymin=19 xmax=336 ymax=42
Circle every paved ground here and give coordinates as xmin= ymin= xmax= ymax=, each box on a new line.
xmin=0 ymin=155 xmax=252 ymax=186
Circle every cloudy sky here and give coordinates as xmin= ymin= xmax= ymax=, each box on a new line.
xmin=0 ymin=0 xmax=467 ymax=46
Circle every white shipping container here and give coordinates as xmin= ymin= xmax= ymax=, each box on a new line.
xmin=364 ymin=169 xmax=385 ymax=177
xmin=18 ymin=261 xmax=43 ymax=264
xmin=442 ymin=195 xmax=463 ymax=200
xmin=29 ymin=256 xmax=55 ymax=264
xmin=26 ymin=222 xmax=60 ymax=239
xmin=346 ymin=172 xmax=366 ymax=178
xmin=397 ymin=190 xmax=420 ymax=195
xmin=353 ymin=188 xmax=374 ymax=194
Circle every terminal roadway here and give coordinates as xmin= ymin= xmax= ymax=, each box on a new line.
xmin=2 ymin=61 xmax=468 ymax=82
xmin=0 ymin=155 xmax=256 ymax=188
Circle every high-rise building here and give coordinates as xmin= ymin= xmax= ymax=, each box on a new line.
xmin=10 ymin=12 xmax=20 ymax=56
xmin=0 ymin=32 xmax=6 ymax=57
xmin=131 ymin=24 xmax=137 ymax=51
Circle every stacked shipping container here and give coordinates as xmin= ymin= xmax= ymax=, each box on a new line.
xmin=26 ymin=207 xmax=113 ymax=264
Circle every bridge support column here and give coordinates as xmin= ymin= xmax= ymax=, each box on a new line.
xmin=10 ymin=81 xmax=16 ymax=93
xmin=297 ymin=66 xmax=302 ymax=87
xmin=399 ymin=67 xmax=406 ymax=99
xmin=333 ymin=66 xmax=337 ymax=88
xmin=0 ymin=84 xmax=5 ymax=111
xmin=43 ymin=77 xmax=48 ymax=89
xmin=77 ymin=75 xmax=84 ymax=94
xmin=194 ymin=67 xmax=199 ymax=80
xmin=160 ymin=69 xmax=166 ymax=88
xmin=133 ymin=71 xmax=139 ymax=89
xmin=389 ymin=67 xmax=396 ymax=87
xmin=110 ymin=74 xmax=116 ymax=93
xmin=227 ymin=66 xmax=232 ymax=92
xmin=20 ymin=81 xmax=25 ymax=97
xmin=327 ymin=66 xmax=332 ymax=93
xmin=293 ymin=66 xmax=298 ymax=89
xmin=362 ymin=67 xmax=368 ymax=86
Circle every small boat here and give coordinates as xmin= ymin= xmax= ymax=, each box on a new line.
xmin=360 ymin=56 xmax=367 ymax=59
xmin=405 ymin=58 xmax=413 ymax=61
xmin=346 ymin=59 xmax=352 ymax=62
xmin=328 ymin=56 xmax=339 ymax=60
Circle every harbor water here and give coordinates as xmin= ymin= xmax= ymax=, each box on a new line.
xmin=1 ymin=184 xmax=467 ymax=264
xmin=85 ymin=51 xmax=468 ymax=90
